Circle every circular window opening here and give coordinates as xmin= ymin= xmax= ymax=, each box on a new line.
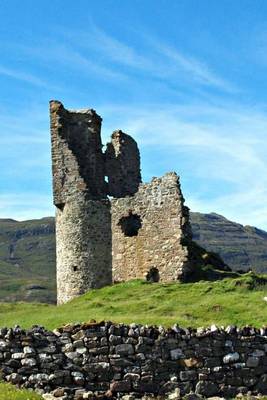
xmin=118 ymin=212 xmax=142 ymax=237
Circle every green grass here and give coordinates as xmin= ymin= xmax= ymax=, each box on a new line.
xmin=0 ymin=273 xmax=267 ymax=329
xmin=0 ymin=383 xmax=42 ymax=400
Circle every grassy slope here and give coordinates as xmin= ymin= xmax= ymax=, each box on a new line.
xmin=0 ymin=218 xmax=56 ymax=303
xmin=0 ymin=383 xmax=42 ymax=400
xmin=0 ymin=274 xmax=267 ymax=329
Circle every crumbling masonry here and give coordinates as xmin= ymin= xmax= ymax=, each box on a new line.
xmin=50 ymin=101 xmax=195 ymax=305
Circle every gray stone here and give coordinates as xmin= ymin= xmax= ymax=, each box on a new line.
xmin=7 ymin=373 xmax=23 ymax=384
xmin=170 ymin=348 xmax=184 ymax=360
xmin=180 ymin=371 xmax=197 ymax=381
xmin=72 ymin=371 xmax=84 ymax=385
xmin=23 ymin=346 xmax=35 ymax=354
xmin=195 ymin=381 xmax=219 ymax=397
xmin=223 ymin=352 xmax=239 ymax=364
xmin=256 ymin=374 xmax=267 ymax=394
xmin=11 ymin=352 xmax=24 ymax=359
xmin=21 ymin=358 xmax=37 ymax=367
xmin=246 ymin=356 xmax=260 ymax=367
xmin=115 ymin=344 xmax=134 ymax=355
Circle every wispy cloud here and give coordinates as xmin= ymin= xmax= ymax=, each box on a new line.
xmin=0 ymin=23 xmax=265 ymax=228
xmin=1 ymin=99 xmax=267 ymax=228
xmin=10 ymin=24 xmax=234 ymax=93
xmin=67 ymin=25 xmax=235 ymax=92
xmin=100 ymin=101 xmax=267 ymax=229
xmin=146 ymin=40 xmax=235 ymax=91
xmin=79 ymin=26 xmax=158 ymax=71
xmin=15 ymin=41 xmax=127 ymax=82
xmin=0 ymin=64 xmax=50 ymax=88
xmin=45 ymin=44 xmax=127 ymax=81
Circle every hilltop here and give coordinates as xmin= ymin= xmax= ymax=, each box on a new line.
xmin=0 ymin=213 xmax=267 ymax=303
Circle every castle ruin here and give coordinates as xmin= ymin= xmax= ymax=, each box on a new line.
xmin=50 ymin=101 xmax=195 ymax=305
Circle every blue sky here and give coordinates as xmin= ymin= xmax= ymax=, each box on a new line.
xmin=1 ymin=0 xmax=267 ymax=229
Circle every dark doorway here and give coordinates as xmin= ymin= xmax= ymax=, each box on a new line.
xmin=146 ymin=267 xmax=160 ymax=283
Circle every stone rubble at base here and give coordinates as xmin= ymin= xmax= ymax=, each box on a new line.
xmin=1 ymin=322 xmax=267 ymax=399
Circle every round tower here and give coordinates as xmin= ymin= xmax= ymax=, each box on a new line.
xmin=50 ymin=101 xmax=112 ymax=304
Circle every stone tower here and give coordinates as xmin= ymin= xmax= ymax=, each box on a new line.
xmin=50 ymin=101 xmax=195 ymax=305
xmin=50 ymin=101 xmax=112 ymax=305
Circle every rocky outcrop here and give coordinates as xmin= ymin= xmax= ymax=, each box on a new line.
xmin=1 ymin=322 xmax=267 ymax=399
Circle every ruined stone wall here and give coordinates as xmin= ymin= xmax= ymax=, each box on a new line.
xmin=50 ymin=101 xmax=199 ymax=304
xmin=105 ymin=130 xmax=141 ymax=198
xmin=111 ymin=173 xmax=193 ymax=283
xmin=50 ymin=101 xmax=106 ymax=205
xmin=2 ymin=323 xmax=267 ymax=399
xmin=50 ymin=101 xmax=111 ymax=305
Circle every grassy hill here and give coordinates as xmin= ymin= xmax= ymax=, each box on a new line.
xmin=0 ymin=274 xmax=267 ymax=329
xmin=0 ymin=213 xmax=267 ymax=304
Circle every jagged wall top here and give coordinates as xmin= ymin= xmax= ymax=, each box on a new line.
xmin=50 ymin=101 xmax=142 ymax=207
xmin=106 ymin=130 xmax=141 ymax=198
xmin=50 ymin=100 xmax=105 ymax=205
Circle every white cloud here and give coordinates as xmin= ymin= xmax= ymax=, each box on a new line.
xmin=147 ymin=41 xmax=235 ymax=92
xmin=67 ymin=25 xmax=235 ymax=92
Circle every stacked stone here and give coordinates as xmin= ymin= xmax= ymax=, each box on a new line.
xmin=1 ymin=323 xmax=267 ymax=399
xmin=111 ymin=172 xmax=193 ymax=283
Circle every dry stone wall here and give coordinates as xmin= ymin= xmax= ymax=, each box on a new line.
xmin=1 ymin=323 xmax=267 ymax=399
xmin=111 ymin=173 xmax=193 ymax=283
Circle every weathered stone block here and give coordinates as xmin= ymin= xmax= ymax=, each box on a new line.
xmin=195 ymin=381 xmax=219 ymax=397
xmin=115 ymin=344 xmax=134 ymax=356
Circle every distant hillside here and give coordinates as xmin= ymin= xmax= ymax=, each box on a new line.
xmin=0 ymin=217 xmax=56 ymax=303
xmin=0 ymin=212 xmax=266 ymax=303
xmin=191 ymin=212 xmax=267 ymax=274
